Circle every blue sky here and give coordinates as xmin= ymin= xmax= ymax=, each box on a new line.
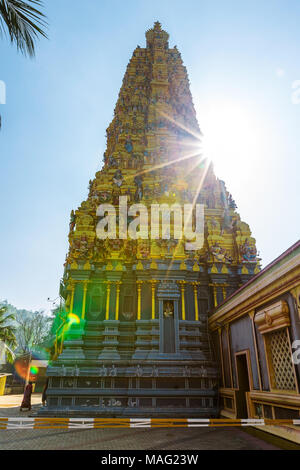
xmin=0 ymin=0 xmax=299 ymax=312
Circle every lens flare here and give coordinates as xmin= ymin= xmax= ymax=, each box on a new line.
xmin=67 ymin=313 xmax=80 ymax=325
xmin=14 ymin=351 xmax=48 ymax=381
xmin=14 ymin=360 xmax=29 ymax=380
xmin=30 ymin=366 xmax=39 ymax=375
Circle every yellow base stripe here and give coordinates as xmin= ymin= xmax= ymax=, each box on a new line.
xmin=0 ymin=418 xmax=297 ymax=429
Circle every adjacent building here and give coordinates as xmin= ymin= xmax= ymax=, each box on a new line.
xmin=209 ymin=240 xmax=300 ymax=425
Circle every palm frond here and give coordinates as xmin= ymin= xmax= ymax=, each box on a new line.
xmin=0 ymin=0 xmax=48 ymax=57
xmin=0 ymin=312 xmax=15 ymax=323
xmin=5 ymin=349 xmax=14 ymax=363
xmin=0 ymin=304 xmax=17 ymax=357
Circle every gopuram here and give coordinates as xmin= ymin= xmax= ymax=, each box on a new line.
xmin=42 ymin=22 xmax=260 ymax=417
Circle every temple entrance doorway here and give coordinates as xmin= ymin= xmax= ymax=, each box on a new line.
xmin=235 ymin=351 xmax=251 ymax=418
xmin=163 ymin=300 xmax=175 ymax=353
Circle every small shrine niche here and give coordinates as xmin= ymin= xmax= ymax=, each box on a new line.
xmin=163 ymin=300 xmax=175 ymax=354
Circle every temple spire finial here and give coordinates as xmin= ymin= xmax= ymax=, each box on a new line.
xmin=146 ymin=21 xmax=169 ymax=48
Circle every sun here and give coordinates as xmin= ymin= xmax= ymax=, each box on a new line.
xmin=198 ymin=101 xmax=262 ymax=185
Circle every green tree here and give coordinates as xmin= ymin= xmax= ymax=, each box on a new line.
xmin=0 ymin=304 xmax=17 ymax=363
xmin=15 ymin=310 xmax=52 ymax=353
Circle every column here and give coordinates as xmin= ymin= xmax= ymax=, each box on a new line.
xmin=249 ymin=311 xmax=262 ymax=391
xmin=226 ymin=323 xmax=234 ymax=388
xmin=209 ymin=283 xmax=218 ymax=308
xmin=99 ymin=281 xmax=120 ymax=360
xmin=218 ymin=327 xmax=225 ymax=387
xmin=192 ymin=282 xmax=200 ymax=321
xmin=115 ymin=281 xmax=122 ymax=321
xmin=150 ymin=280 xmax=158 ymax=320
xmin=222 ymin=284 xmax=227 ymax=302
xmin=136 ymin=280 xmax=143 ymax=320
xmin=105 ymin=281 xmax=111 ymax=320
xmin=81 ymin=281 xmax=88 ymax=320
xmin=177 ymin=281 xmax=186 ymax=320
xmin=61 ymin=281 xmax=75 ymax=352
xmin=60 ymin=334 xmax=64 ymax=354
xmin=56 ymin=310 xmax=67 ymax=356
xmin=54 ymin=336 xmax=58 ymax=357
xmin=60 ymin=320 xmax=67 ymax=354
xmin=70 ymin=282 xmax=75 ymax=313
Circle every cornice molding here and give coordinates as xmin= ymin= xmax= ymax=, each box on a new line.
xmin=209 ymin=253 xmax=300 ymax=329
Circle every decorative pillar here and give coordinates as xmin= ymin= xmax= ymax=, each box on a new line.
xmin=70 ymin=282 xmax=75 ymax=313
xmin=60 ymin=333 xmax=64 ymax=354
xmin=81 ymin=281 xmax=88 ymax=320
xmin=99 ymin=281 xmax=120 ymax=360
xmin=218 ymin=327 xmax=225 ymax=387
xmin=291 ymin=286 xmax=300 ymax=319
xmin=209 ymin=283 xmax=218 ymax=308
xmin=55 ymin=310 xmax=65 ymax=356
xmin=150 ymin=280 xmax=158 ymax=320
xmin=60 ymin=281 xmax=75 ymax=353
xmin=59 ymin=320 xmax=67 ymax=355
xmin=192 ymin=282 xmax=200 ymax=321
xmin=222 ymin=284 xmax=227 ymax=302
xmin=115 ymin=281 xmax=122 ymax=321
xmin=226 ymin=323 xmax=234 ymax=388
xmin=136 ymin=280 xmax=143 ymax=320
xmin=105 ymin=281 xmax=111 ymax=320
xmin=177 ymin=281 xmax=186 ymax=320
xmin=249 ymin=311 xmax=262 ymax=391
xmin=54 ymin=336 xmax=58 ymax=357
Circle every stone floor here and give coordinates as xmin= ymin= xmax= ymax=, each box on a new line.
xmin=0 ymin=394 xmax=298 ymax=450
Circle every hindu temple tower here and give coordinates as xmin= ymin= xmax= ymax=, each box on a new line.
xmin=42 ymin=22 xmax=259 ymax=417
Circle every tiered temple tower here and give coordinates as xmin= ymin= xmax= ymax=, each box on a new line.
xmin=42 ymin=23 xmax=260 ymax=417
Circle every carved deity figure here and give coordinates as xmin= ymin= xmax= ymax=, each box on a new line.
xmin=99 ymin=365 xmax=108 ymax=377
xmin=69 ymin=210 xmax=76 ymax=233
xmin=99 ymin=191 xmax=111 ymax=203
xmin=221 ymin=209 xmax=234 ymax=234
xmin=228 ymin=194 xmax=237 ymax=209
xmin=210 ymin=243 xmax=226 ymax=262
xmin=240 ymin=239 xmax=257 ymax=263
xmin=163 ymin=301 xmax=174 ymax=317
xmin=138 ymin=240 xmax=149 ymax=258
xmin=109 ymin=364 xmax=117 ymax=377
xmin=113 ymin=169 xmax=123 ymax=187
xmin=125 ymin=136 xmax=133 ymax=153
xmin=134 ymin=175 xmax=143 ymax=202
xmin=108 ymin=154 xmax=117 ymax=168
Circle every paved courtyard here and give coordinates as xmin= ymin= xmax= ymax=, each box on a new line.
xmin=0 ymin=394 xmax=298 ymax=450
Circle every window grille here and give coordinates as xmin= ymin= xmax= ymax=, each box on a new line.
xmin=268 ymin=329 xmax=296 ymax=391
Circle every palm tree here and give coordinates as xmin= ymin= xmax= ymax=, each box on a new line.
xmin=0 ymin=1 xmax=47 ymax=128
xmin=0 ymin=304 xmax=17 ymax=363
xmin=0 ymin=0 xmax=47 ymax=57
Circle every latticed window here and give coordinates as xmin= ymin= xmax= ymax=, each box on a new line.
xmin=267 ymin=329 xmax=296 ymax=391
